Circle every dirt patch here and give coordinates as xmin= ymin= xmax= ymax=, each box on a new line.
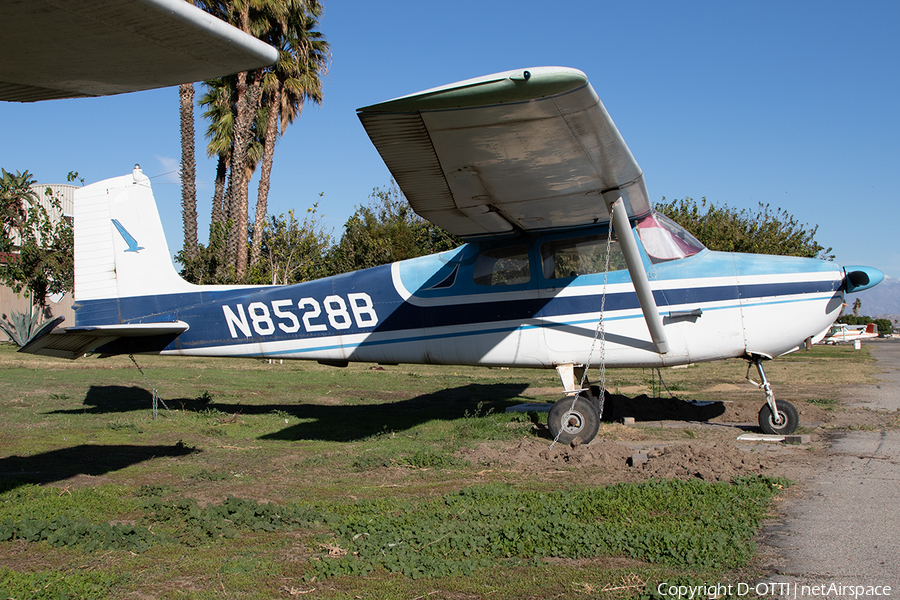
xmin=639 ymin=442 xmax=775 ymax=481
xmin=458 ymin=438 xmax=632 ymax=471
xmin=458 ymin=436 xmax=780 ymax=482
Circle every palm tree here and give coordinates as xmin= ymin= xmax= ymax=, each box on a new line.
xmin=179 ymin=82 xmax=198 ymax=261
xmin=250 ymin=2 xmax=329 ymax=268
xmin=199 ymin=76 xmax=234 ymax=228
xmin=195 ymin=0 xmax=327 ymax=280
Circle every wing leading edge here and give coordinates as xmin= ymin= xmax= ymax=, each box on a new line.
xmin=357 ymin=67 xmax=652 ymax=239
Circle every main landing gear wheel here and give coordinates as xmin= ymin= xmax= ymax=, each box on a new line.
xmin=758 ymin=399 xmax=799 ymax=435
xmin=548 ymin=395 xmax=600 ymax=445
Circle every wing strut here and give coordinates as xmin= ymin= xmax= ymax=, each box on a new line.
xmin=604 ymin=194 xmax=669 ymax=354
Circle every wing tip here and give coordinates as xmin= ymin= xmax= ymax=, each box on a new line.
xmin=357 ymin=66 xmax=588 ymax=114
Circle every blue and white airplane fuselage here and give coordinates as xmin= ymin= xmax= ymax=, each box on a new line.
xmin=63 ymin=172 xmax=848 ymax=370
xmin=23 ymin=66 xmax=885 ymax=443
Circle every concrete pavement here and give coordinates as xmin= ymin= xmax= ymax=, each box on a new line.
xmin=758 ymin=341 xmax=900 ymax=598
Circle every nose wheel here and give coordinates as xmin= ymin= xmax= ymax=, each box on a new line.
xmin=748 ymin=355 xmax=799 ymax=435
xmin=758 ymin=399 xmax=799 ymax=435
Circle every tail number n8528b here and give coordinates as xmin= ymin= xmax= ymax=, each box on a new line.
xmin=222 ymin=293 xmax=378 ymax=338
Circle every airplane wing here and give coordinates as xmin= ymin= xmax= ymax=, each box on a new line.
xmin=1 ymin=0 xmax=278 ymax=102
xmin=19 ymin=317 xmax=189 ymax=359
xmin=357 ymin=67 xmax=651 ymax=239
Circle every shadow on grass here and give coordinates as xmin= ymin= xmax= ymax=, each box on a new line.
xmin=47 ymin=385 xmax=162 ymax=415
xmin=0 ymin=443 xmax=196 ymax=491
xmin=46 ymin=382 xmax=535 ymax=441
xmin=601 ymin=393 xmax=726 ymax=422
xmin=43 ymin=384 xmax=729 ymax=442
xmin=260 ymin=382 xmax=531 ymax=442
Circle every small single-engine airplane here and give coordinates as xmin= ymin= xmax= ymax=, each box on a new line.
xmin=19 ymin=67 xmax=884 ymax=444
xmin=820 ymin=322 xmax=879 ymax=345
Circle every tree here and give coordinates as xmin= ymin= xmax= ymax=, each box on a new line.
xmin=0 ymin=170 xmax=73 ymax=312
xmin=250 ymin=1 xmax=329 ymax=269
xmin=655 ymin=197 xmax=833 ymax=260
xmin=328 ymin=182 xmax=460 ymax=275
xmin=247 ymin=202 xmax=332 ymax=285
xmin=175 ymin=221 xmax=233 ymax=285
xmin=190 ymin=0 xmax=330 ymax=283
xmin=179 ymin=82 xmax=198 ymax=261
xmin=199 ymin=76 xmax=235 ymax=231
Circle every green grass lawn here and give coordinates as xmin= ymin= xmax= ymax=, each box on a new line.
xmin=0 ymin=343 xmax=874 ymax=598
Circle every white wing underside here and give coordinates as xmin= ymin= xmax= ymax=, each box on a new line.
xmin=357 ymin=67 xmax=652 ymax=239
xmin=0 ymin=0 xmax=278 ymax=102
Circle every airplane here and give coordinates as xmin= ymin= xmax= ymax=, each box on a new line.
xmin=17 ymin=66 xmax=884 ymax=445
xmin=820 ymin=322 xmax=879 ymax=345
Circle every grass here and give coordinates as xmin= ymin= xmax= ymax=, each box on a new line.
xmin=0 ymin=343 xmax=879 ymax=598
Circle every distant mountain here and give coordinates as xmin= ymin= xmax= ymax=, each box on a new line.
xmin=847 ymin=275 xmax=900 ymax=318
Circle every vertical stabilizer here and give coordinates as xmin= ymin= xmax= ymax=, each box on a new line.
xmin=74 ymin=166 xmax=194 ymax=303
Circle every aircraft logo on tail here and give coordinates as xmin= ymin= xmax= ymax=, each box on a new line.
xmin=111 ymin=219 xmax=144 ymax=253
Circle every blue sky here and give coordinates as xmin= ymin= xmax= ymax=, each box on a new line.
xmin=1 ymin=0 xmax=898 ymax=278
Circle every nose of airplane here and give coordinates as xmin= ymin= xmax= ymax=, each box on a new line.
xmin=842 ymin=265 xmax=884 ymax=293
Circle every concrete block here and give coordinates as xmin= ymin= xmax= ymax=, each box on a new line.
xmin=628 ymin=453 xmax=648 ymax=467
xmin=621 ymin=417 xmax=635 ymax=425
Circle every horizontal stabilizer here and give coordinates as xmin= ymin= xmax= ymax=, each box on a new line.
xmin=19 ymin=318 xmax=189 ymax=359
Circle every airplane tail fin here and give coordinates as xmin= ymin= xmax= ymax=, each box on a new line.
xmin=19 ymin=167 xmax=199 ymax=357
xmin=74 ymin=165 xmax=196 ymax=305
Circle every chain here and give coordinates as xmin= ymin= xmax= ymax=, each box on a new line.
xmin=549 ymin=204 xmax=615 ymax=449
xmin=128 ymin=354 xmax=172 ymax=419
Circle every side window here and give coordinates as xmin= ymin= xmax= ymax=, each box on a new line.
xmin=473 ymin=245 xmax=531 ymax=286
xmin=637 ymin=212 xmax=705 ymax=263
xmin=540 ymin=234 xmax=626 ymax=279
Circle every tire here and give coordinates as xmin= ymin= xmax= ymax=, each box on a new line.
xmin=758 ymin=400 xmax=799 ymax=435
xmin=548 ymin=395 xmax=600 ymax=445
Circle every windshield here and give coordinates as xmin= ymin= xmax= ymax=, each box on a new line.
xmin=636 ymin=211 xmax=705 ymax=262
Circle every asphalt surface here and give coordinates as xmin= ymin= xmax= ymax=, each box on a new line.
xmin=759 ymin=340 xmax=900 ymax=598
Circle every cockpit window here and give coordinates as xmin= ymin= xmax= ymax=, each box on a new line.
xmin=540 ymin=234 xmax=626 ymax=279
xmin=637 ymin=211 xmax=705 ymax=262
xmin=473 ymin=245 xmax=531 ymax=286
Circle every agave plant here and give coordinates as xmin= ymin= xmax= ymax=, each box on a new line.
xmin=0 ymin=307 xmax=43 ymax=347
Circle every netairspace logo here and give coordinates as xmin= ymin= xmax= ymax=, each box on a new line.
xmin=656 ymin=582 xmax=893 ymax=599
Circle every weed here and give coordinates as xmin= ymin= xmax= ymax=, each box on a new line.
xmin=806 ymin=398 xmax=839 ymax=411
xmin=400 ymin=449 xmax=467 ymax=469
xmin=106 ymin=419 xmax=144 ymax=433
xmin=300 ymin=454 xmax=326 ymax=467
xmin=352 ymin=453 xmax=394 ymax=471
xmin=190 ymin=469 xmax=229 ymax=481
xmin=315 ymin=477 xmax=789 ymax=579
xmin=0 ymin=567 xmax=121 ymax=599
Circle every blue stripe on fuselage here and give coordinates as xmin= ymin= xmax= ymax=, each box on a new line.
xmin=76 ymin=258 xmax=840 ymax=355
